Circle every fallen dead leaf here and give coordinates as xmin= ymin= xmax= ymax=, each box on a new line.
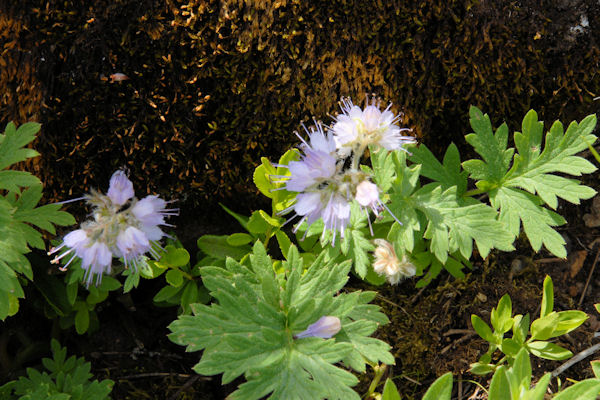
xmin=570 ymin=249 xmax=588 ymax=278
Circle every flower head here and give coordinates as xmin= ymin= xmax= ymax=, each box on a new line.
xmin=332 ymin=96 xmax=415 ymax=155
xmin=281 ymin=123 xmax=352 ymax=242
xmin=372 ymin=239 xmax=416 ymax=285
xmin=295 ymin=316 xmax=342 ymax=339
xmin=49 ymin=170 xmax=178 ymax=286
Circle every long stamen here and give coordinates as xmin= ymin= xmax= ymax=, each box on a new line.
xmin=365 ymin=208 xmax=374 ymax=236
xmin=382 ymin=203 xmax=402 ymax=226
xmin=55 ymin=196 xmax=87 ymax=205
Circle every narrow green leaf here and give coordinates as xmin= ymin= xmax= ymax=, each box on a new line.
xmin=75 ymin=307 xmax=90 ymax=334
xmin=472 ymin=315 xmax=495 ymax=343
xmin=540 ymin=275 xmax=554 ymax=318
xmin=469 ymin=362 xmax=496 ymax=376
xmin=525 ymin=373 xmax=551 ymax=400
xmin=591 ymin=360 xmax=600 ymax=379
xmin=220 ymin=203 xmax=249 ymax=232
xmin=227 ymin=233 xmax=253 ymax=246
xmin=381 ymin=378 xmax=402 ymax=400
xmin=491 ymin=294 xmax=513 ymax=334
xmin=488 ymin=366 xmax=511 ymax=400
xmin=530 ymin=312 xmax=559 ymax=340
xmin=422 ymin=372 xmax=452 ymax=400
xmin=553 ymin=379 xmax=600 ymax=400
xmin=527 ymin=341 xmax=572 ymax=360
xmin=197 ymin=235 xmax=250 ymax=260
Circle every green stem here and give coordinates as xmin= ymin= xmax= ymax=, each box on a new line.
xmin=463 ymin=188 xmax=485 ymax=197
xmin=352 ymin=143 xmax=367 ymax=170
xmin=363 ymin=363 xmax=387 ymax=399
xmin=177 ymin=268 xmax=193 ymax=281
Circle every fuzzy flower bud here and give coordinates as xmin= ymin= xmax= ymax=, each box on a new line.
xmin=372 ymin=239 xmax=416 ymax=285
xmin=295 ymin=316 xmax=342 ymax=339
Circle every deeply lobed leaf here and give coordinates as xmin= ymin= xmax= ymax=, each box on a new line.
xmin=168 ymin=242 xmax=392 ymax=399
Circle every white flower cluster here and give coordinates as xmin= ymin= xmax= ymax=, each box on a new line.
xmin=280 ymin=96 xmax=416 ymax=243
xmin=49 ymin=171 xmax=178 ymax=286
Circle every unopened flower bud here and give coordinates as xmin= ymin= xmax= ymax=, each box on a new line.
xmin=355 ymin=180 xmax=379 ymax=208
xmin=295 ymin=316 xmax=341 ymax=339
xmin=107 ymin=170 xmax=134 ymax=206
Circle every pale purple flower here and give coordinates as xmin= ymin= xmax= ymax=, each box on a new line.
xmin=107 ymin=170 xmax=134 ymax=206
xmin=50 ymin=171 xmax=178 ymax=286
xmin=295 ymin=316 xmax=342 ymax=339
xmin=332 ymin=96 xmax=415 ymax=154
xmin=280 ymin=123 xmax=351 ymax=242
xmin=115 ymin=226 xmax=152 ymax=271
xmin=285 ymin=124 xmax=338 ymax=193
xmin=131 ymin=195 xmax=177 ymax=241
xmin=49 ymin=229 xmax=113 ymax=286
xmin=49 ymin=229 xmax=90 ymax=270
xmin=80 ymin=241 xmax=113 ymax=286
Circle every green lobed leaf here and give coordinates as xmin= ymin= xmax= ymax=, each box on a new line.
xmin=465 ymin=110 xmax=597 ymax=258
xmin=463 ymin=106 xmax=513 ymax=184
xmin=491 ymin=187 xmax=566 ymax=257
xmin=0 ymin=170 xmax=41 ymax=192
xmin=505 ymin=113 xmax=597 ymax=209
xmin=417 ymin=185 xmax=514 ymax=263
xmin=370 ymin=147 xmax=396 ymax=193
xmin=168 ymin=243 xmax=391 ymax=400
xmin=0 ymin=122 xmax=41 ymax=170
xmin=409 ymin=143 xmax=468 ymax=194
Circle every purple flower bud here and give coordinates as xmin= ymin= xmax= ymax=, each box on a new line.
xmin=107 ymin=170 xmax=134 ymax=206
xmin=295 ymin=316 xmax=341 ymax=339
xmin=355 ymin=180 xmax=379 ymax=208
